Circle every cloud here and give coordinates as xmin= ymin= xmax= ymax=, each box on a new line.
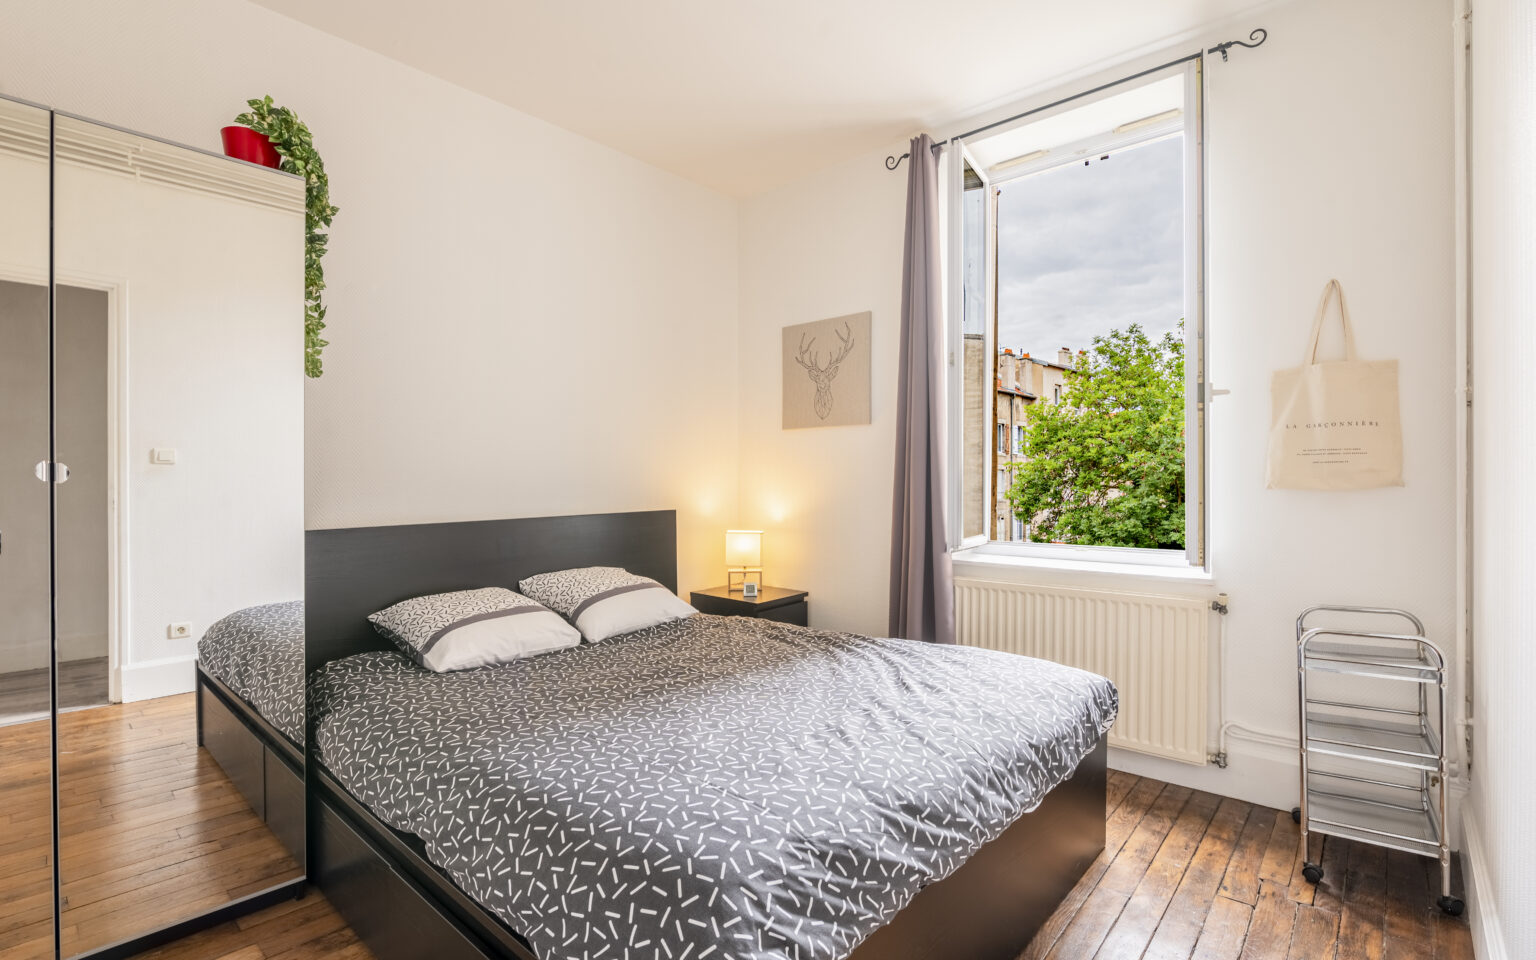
xmin=996 ymin=135 xmax=1184 ymax=355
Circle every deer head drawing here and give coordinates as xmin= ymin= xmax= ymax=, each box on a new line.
xmin=794 ymin=321 xmax=855 ymax=420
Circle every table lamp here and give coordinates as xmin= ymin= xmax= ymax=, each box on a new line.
xmin=725 ymin=530 xmax=763 ymax=593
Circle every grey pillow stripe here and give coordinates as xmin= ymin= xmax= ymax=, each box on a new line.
xmin=570 ymin=582 xmax=660 ymax=623
xmin=421 ymin=606 xmax=548 ymax=656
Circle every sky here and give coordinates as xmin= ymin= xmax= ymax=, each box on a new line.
xmin=996 ymin=135 xmax=1184 ymax=359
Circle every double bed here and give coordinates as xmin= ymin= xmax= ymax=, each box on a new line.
xmin=305 ymin=510 xmax=1117 ymax=960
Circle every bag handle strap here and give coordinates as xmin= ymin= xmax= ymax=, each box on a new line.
xmin=1305 ymin=279 xmax=1359 ymax=364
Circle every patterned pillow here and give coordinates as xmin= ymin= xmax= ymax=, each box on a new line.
xmin=368 ymin=587 xmax=579 ymax=672
xmin=518 ymin=567 xmax=695 ymax=643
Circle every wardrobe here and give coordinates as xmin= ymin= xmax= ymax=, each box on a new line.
xmin=0 ymin=95 xmax=306 ymax=959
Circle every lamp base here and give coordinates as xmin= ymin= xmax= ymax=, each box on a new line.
xmin=727 ymin=569 xmax=763 ymax=593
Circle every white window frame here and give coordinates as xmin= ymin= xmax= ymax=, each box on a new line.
xmin=946 ymin=142 xmax=997 ymax=552
xmin=945 ymin=58 xmax=1208 ymax=571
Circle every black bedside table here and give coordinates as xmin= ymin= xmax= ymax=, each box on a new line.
xmin=690 ymin=586 xmax=809 ymax=626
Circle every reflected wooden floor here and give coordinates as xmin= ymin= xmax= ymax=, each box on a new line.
xmin=0 ymin=657 xmax=109 ymax=727
xmin=0 ymin=695 xmax=299 ymax=960
xmin=129 ymin=890 xmax=375 ymax=960
xmin=122 ymin=770 xmax=1474 ymax=960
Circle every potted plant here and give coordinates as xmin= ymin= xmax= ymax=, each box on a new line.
xmin=226 ymin=97 xmax=338 ymax=378
xmin=219 ymin=125 xmax=279 ymax=168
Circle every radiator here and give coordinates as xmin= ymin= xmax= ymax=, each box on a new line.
xmin=955 ymin=578 xmax=1212 ymax=765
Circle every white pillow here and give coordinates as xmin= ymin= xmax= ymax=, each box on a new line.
xmin=518 ymin=567 xmax=695 ymax=643
xmin=368 ymin=587 xmax=579 ymax=672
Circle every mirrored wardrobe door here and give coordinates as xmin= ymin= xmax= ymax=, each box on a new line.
xmin=0 ymin=94 xmax=58 ymax=960
xmin=52 ymin=113 xmax=306 ymax=957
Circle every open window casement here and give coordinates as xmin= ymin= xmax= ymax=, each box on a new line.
xmin=944 ymin=58 xmax=1207 ymax=569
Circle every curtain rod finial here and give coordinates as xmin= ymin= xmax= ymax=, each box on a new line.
xmin=1209 ymin=26 xmax=1267 ymax=61
xmin=886 ymin=152 xmax=910 ymax=171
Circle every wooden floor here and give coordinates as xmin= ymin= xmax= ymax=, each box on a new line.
xmin=0 ymin=695 xmax=300 ymax=960
xmin=123 ymin=769 xmax=1473 ymax=960
xmin=1021 ymin=769 xmax=1473 ymax=960
xmin=0 ymin=657 xmax=109 ymax=726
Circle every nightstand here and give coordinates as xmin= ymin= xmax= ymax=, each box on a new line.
xmin=689 ymin=586 xmax=809 ymax=626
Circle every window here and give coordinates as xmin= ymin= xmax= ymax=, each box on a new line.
xmin=948 ymin=61 xmax=1205 ymax=568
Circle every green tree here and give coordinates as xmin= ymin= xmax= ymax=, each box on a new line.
xmin=1006 ymin=323 xmax=1185 ymax=549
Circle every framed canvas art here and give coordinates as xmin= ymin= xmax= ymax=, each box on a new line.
xmin=782 ymin=311 xmax=871 ymax=429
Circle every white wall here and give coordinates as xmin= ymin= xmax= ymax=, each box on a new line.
xmin=0 ymin=126 xmax=303 ymax=697
xmin=0 ymin=0 xmax=741 ymax=605
xmin=1465 ymin=0 xmax=1536 ymax=955
xmin=737 ymin=0 xmax=1458 ymax=812
xmin=54 ymin=143 xmax=307 ymax=696
xmin=737 ymin=155 xmax=907 ymax=635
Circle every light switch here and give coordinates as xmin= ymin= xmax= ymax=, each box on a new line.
xmin=150 ymin=448 xmax=177 ymax=465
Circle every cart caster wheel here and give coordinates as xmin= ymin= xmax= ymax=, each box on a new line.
xmin=1291 ymin=807 xmax=1302 ymax=824
xmin=1438 ymin=895 xmax=1465 ymax=917
xmin=1302 ymin=863 xmax=1324 ymax=884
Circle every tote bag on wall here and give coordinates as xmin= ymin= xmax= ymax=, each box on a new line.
xmin=1266 ymin=280 xmax=1403 ymax=490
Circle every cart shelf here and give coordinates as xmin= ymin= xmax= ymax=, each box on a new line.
xmin=1304 ymin=710 xmax=1441 ymax=772
xmin=1303 ymin=790 xmax=1441 ymax=859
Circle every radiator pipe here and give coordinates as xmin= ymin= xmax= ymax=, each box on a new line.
xmin=1210 ymin=596 xmax=1297 ymax=767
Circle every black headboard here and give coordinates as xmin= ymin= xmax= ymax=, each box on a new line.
xmin=305 ymin=509 xmax=677 ymax=674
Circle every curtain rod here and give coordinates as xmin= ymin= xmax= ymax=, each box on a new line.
xmin=885 ymin=27 xmax=1267 ymax=171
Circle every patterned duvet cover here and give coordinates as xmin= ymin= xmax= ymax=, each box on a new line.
xmin=311 ymin=613 xmax=1116 ymax=960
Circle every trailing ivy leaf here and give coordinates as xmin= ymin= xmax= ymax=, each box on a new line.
xmin=234 ymin=97 xmax=336 ymax=378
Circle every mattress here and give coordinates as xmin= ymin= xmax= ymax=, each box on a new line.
xmin=311 ymin=613 xmax=1117 ymax=960
xmin=197 ymin=600 xmax=304 ymax=744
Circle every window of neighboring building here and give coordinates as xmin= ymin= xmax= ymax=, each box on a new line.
xmin=948 ymin=61 xmax=1206 ymax=568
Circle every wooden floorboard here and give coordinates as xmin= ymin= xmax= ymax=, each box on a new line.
xmin=1018 ymin=772 xmax=1473 ymax=960
xmin=0 ymin=695 xmax=299 ymax=960
xmin=121 ymin=768 xmax=1472 ymax=960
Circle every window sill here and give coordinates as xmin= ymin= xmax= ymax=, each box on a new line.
xmin=951 ymin=545 xmax=1214 ymax=585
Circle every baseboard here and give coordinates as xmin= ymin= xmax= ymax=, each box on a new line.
xmin=1461 ymin=804 xmax=1509 ymax=960
xmin=119 ymin=655 xmax=195 ymax=702
xmin=1110 ymin=740 xmax=1296 ymax=810
xmin=1111 ymin=741 xmax=1466 ymax=849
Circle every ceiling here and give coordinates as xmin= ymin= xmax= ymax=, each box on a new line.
xmin=250 ymin=0 xmax=1266 ymax=197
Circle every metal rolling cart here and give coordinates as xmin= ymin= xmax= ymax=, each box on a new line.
xmin=1289 ymin=605 xmax=1463 ymax=916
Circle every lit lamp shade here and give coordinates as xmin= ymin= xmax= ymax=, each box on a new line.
xmin=725 ymin=529 xmax=763 ymax=592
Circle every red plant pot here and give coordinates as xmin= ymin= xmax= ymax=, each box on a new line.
xmin=220 ymin=125 xmax=280 ymax=168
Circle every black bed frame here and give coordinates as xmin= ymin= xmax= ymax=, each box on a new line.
xmin=194 ymin=664 xmax=306 ymax=865
xmin=304 ymin=509 xmax=1107 ymax=960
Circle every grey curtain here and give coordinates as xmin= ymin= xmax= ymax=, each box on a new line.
xmin=889 ymin=134 xmax=955 ymax=644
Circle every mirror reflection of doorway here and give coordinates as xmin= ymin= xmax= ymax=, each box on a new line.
xmin=0 ymin=280 xmax=109 ymax=726
xmin=0 ymin=276 xmax=300 ymax=958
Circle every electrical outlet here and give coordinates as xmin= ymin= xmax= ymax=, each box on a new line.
xmin=168 ymin=621 xmax=192 ymax=639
